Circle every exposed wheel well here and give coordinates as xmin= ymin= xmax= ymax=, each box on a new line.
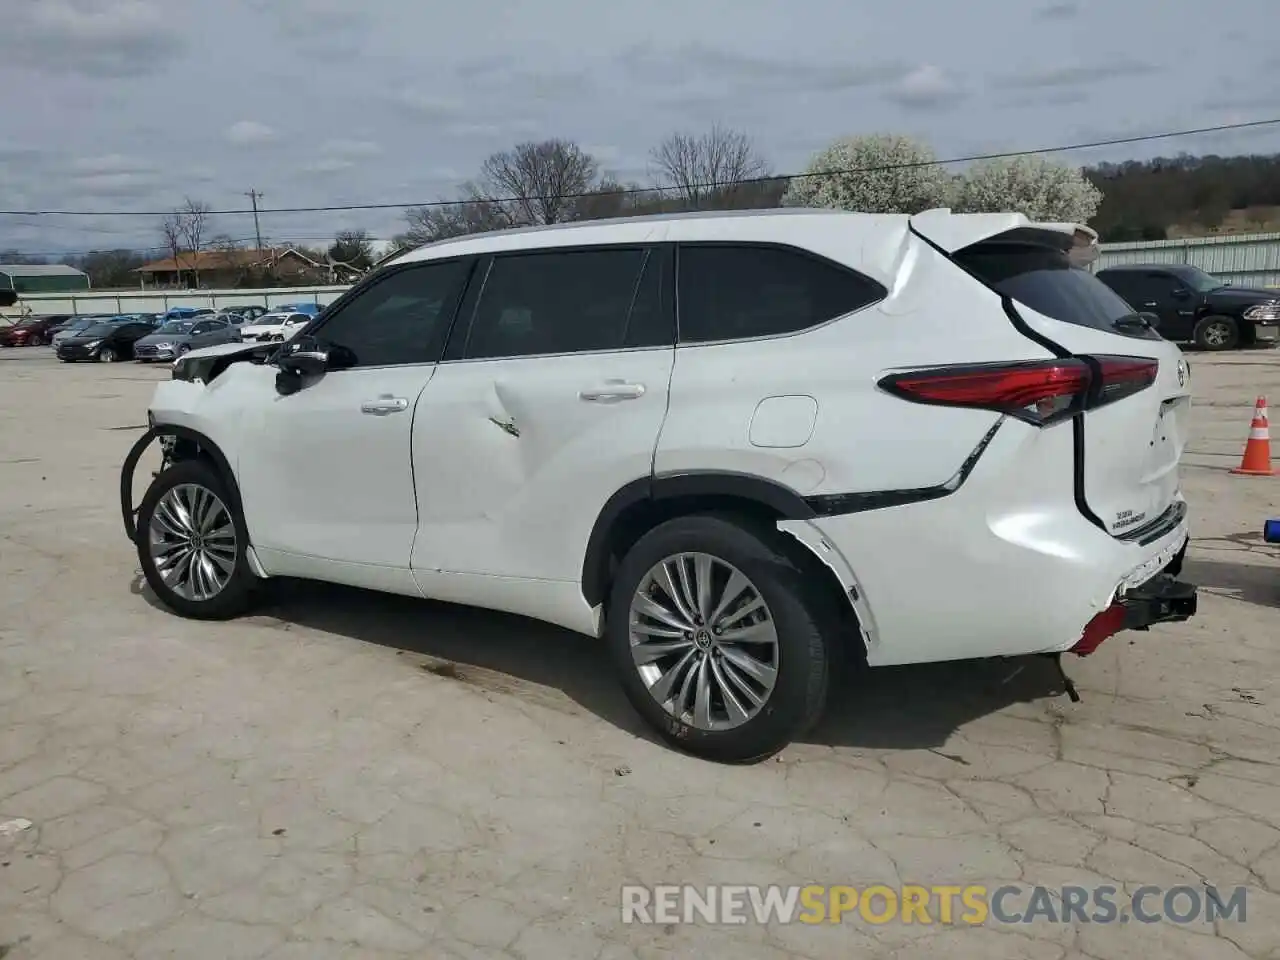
xmin=585 ymin=491 xmax=863 ymax=661
xmin=157 ymin=429 xmax=242 ymax=512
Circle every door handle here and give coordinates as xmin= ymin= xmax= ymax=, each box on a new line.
xmin=360 ymin=395 xmax=409 ymax=415
xmin=579 ymin=381 xmax=645 ymax=403
xmin=1143 ymin=302 xmax=1159 ymax=308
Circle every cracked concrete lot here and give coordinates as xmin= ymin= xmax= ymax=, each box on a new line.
xmin=1 ymin=346 xmax=1279 ymax=959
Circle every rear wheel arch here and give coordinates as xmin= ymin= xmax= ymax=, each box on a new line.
xmin=581 ymin=473 xmax=856 ymax=650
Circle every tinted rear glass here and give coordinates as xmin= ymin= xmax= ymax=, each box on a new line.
xmin=956 ymin=242 xmax=1158 ymax=339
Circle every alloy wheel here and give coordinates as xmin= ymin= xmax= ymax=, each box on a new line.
xmin=1205 ymin=321 xmax=1232 ymax=347
xmin=147 ymin=483 xmax=238 ymax=601
xmin=628 ymin=552 xmax=780 ymax=732
xmin=99 ymin=347 xmax=116 ymax=362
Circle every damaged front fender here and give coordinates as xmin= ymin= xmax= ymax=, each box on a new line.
xmin=120 ymin=426 xmax=161 ymax=544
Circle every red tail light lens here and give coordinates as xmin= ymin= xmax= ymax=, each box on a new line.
xmin=878 ymin=355 xmax=1159 ymax=426
xmin=1094 ymin=356 xmax=1159 ymax=405
xmin=879 ymin=359 xmax=1092 ymax=425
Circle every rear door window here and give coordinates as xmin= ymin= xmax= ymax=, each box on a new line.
xmin=461 ymin=247 xmax=654 ymax=360
xmin=956 ymin=242 xmax=1160 ymax=340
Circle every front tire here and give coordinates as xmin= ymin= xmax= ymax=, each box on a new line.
xmin=606 ymin=514 xmax=831 ymax=763
xmin=136 ymin=459 xmax=257 ymax=620
xmin=1194 ymin=315 xmax=1239 ymax=351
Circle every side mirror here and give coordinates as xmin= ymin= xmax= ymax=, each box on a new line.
xmin=1139 ymin=311 xmax=1161 ymax=328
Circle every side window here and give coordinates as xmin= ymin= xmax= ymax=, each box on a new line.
xmin=313 ymin=259 xmax=473 ymax=367
xmin=676 ymin=244 xmax=885 ymax=344
xmin=1145 ymin=272 xmax=1187 ymax=300
xmin=623 ymin=248 xmax=673 ymax=349
xmin=462 ymin=248 xmax=650 ymax=360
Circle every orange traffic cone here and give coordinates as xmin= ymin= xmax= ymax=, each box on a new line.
xmin=1230 ymin=396 xmax=1277 ymax=476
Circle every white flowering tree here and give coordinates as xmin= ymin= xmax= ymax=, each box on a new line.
xmin=782 ymin=134 xmax=954 ymax=213
xmin=953 ymin=155 xmax=1103 ymax=223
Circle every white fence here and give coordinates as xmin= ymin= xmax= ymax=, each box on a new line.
xmin=8 ymin=284 xmax=354 ymax=317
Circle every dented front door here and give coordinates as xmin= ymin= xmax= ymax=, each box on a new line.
xmin=409 ymin=347 xmax=674 ymax=583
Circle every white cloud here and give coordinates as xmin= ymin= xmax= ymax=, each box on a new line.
xmin=888 ymin=64 xmax=964 ymax=109
xmin=225 ymin=121 xmax=276 ymax=145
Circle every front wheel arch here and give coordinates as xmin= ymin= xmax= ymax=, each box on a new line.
xmin=120 ymin=425 xmax=242 ymax=544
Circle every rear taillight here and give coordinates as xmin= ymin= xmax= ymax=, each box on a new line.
xmin=878 ymin=355 xmax=1159 ymax=426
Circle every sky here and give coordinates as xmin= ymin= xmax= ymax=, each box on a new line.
xmin=0 ymin=0 xmax=1277 ymax=260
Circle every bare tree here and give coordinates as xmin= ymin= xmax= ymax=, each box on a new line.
xmin=479 ymin=140 xmax=600 ymax=226
xmin=160 ymin=214 xmax=184 ymax=287
xmin=402 ymin=186 xmax=513 ymax=245
xmin=177 ymin=197 xmax=212 ymax=286
xmin=649 ymin=125 xmax=771 ymax=210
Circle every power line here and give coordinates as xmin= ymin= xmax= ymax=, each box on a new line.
xmin=2 ymin=117 xmax=1277 ymax=220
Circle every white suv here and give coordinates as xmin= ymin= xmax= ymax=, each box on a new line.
xmin=120 ymin=208 xmax=1198 ymax=762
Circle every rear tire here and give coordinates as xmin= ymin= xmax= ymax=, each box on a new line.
xmin=98 ymin=346 xmax=117 ymax=362
xmin=1194 ymin=315 xmax=1239 ymax=351
xmin=136 ymin=459 xmax=258 ymax=620
xmin=605 ymin=513 xmax=831 ymax=763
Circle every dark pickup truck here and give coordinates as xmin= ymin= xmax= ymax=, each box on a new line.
xmin=1095 ymin=263 xmax=1280 ymax=351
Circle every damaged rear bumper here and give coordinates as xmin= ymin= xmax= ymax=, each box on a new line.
xmin=1071 ymin=569 xmax=1198 ymax=656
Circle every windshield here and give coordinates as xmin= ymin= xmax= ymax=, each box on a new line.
xmin=1176 ymin=265 xmax=1226 ymax=293
xmin=80 ymin=323 xmax=117 ymax=337
xmin=157 ymin=320 xmax=195 ymax=334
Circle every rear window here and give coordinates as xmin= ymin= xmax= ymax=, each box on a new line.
xmin=955 ymin=242 xmax=1158 ymax=339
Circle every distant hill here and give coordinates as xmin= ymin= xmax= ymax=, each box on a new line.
xmin=1085 ymin=153 xmax=1280 ymax=242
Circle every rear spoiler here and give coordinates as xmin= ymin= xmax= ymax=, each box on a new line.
xmin=909 ymin=209 xmax=1099 ymax=266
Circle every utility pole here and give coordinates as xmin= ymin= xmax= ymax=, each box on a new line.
xmin=244 ymin=189 xmax=264 ymax=251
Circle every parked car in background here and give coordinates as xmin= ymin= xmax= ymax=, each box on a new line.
xmin=159 ymin=306 xmax=216 ymax=324
xmin=122 ymin=209 xmax=1198 ymax=761
xmin=217 ymin=305 xmax=268 ymax=324
xmin=133 ymin=317 xmax=239 ymax=362
xmin=237 ymin=311 xmax=313 ymax=342
xmin=50 ymin=315 xmax=115 ymax=346
xmin=0 ymin=314 xmax=71 ymax=347
xmin=1095 ymin=263 xmax=1280 ymax=351
xmin=56 ymin=318 xmax=156 ymax=362
xmin=269 ymin=302 xmax=323 ymax=317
